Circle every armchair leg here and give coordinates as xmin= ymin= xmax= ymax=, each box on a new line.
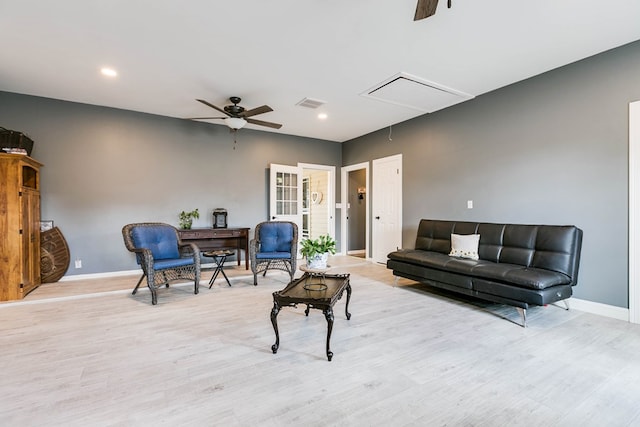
xmin=132 ymin=274 xmax=145 ymax=295
xmin=160 ymin=271 xmax=169 ymax=288
xmin=150 ymin=285 xmax=158 ymax=305
xmin=287 ymin=262 xmax=294 ymax=282
xmin=262 ymin=260 xmax=272 ymax=277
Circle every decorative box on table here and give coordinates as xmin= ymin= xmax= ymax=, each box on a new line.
xmin=0 ymin=127 xmax=34 ymax=156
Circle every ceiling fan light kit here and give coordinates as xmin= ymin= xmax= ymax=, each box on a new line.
xmin=224 ymin=117 xmax=247 ymax=130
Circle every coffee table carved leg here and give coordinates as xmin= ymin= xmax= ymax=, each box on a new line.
xmin=324 ymin=307 xmax=334 ymax=361
xmin=345 ymin=283 xmax=352 ymax=320
xmin=271 ymin=301 xmax=281 ymax=354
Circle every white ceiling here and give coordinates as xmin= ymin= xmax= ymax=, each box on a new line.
xmin=1 ymin=1 xmax=639 ymax=142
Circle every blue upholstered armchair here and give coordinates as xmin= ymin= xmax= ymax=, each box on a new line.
xmin=122 ymin=222 xmax=201 ymax=305
xmin=250 ymin=221 xmax=298 ymax=286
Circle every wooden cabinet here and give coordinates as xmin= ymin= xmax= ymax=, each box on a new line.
xmin=0 ymin=154 xmax=43 ymax=301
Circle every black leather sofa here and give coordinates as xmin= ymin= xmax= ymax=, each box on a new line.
xmin=387 ymin=219 xmax=583 ymax=326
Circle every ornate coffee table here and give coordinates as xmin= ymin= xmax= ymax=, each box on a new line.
xmin=270 ymin=272 xmax=351 ymax=361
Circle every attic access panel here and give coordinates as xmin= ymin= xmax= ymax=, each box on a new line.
xmin=361 ymin=72 xmax=473 ymax=113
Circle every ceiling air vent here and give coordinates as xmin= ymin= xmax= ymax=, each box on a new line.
xmin=361 ymin=72 xmax=473 ymax=113
xmin=296 ymin=97 xmax=326 ymax=109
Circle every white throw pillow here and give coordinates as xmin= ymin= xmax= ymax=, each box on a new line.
xmin=449 ymin=233 xmax=480 ymax=260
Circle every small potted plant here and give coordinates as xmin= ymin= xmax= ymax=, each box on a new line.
xmin=300 ymin=234 xmax=336 ymax=269
xmin=178 ymin=208 xmax=199 ymax=229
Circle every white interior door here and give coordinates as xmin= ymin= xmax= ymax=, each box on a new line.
xmin=372 ymin=154 xmax=402 ymax=264
xmin=269 ymin=164 xmax=303 ymax=234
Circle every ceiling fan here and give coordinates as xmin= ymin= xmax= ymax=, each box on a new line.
xmin=414 ymin=0 xmax=452 ymax=21
xmin=190 ymin=96 xmax=282 ymax=130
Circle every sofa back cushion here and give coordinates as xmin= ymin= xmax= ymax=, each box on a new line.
xmin=415 ymin=220 xmax=455 ymax=253
xmin=414 ymin=219 xmax=582 ymax=280
xmin=259 ymin=221 xmax=295 ymax=253
xmin=131 ymin=225 xmax=180 ymax=261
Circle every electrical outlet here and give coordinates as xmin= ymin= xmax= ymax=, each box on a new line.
xmin=75 ymin=259 xmax=82 ymax=269
xmin=467 ymin=200 xmax=473 ymax=209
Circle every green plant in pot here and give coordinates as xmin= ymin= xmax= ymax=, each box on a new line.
xmin=300 ymin=234 xmax=336 ymax=269
xmin=178 ymin=208 xmax=199 ymax=229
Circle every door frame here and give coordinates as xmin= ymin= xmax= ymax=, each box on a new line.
xmin=340 ymin=162 xmax=370 ymax=258
xmin=299 ymin=163 xmax=336 ymax=241
xmin=630 ymin=100 xmax=640 ymax=324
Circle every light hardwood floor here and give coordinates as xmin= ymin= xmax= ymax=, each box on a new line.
xmin=1 ymin=256 xmax=640 ymax=426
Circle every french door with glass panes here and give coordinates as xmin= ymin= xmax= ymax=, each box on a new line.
xmin=269 ymin=164 xmax=303 ymax=235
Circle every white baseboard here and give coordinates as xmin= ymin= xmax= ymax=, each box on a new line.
xmin=569 ymin=298 xmax=629 ymax=322
xmin=59 ymin=262 xmax=230 ymax=282
xmin=60 ymin=269 xmax=141 ymax=281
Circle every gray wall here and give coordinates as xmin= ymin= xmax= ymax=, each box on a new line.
xmin=0 ymin=92 xmax=342 ymax=275
xmin=2 ymin=39 xmax=638 ymax=307
xmin=342 ymin=40 xmax=640 ymax=309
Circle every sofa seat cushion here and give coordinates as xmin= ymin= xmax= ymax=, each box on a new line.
xmin=388 ymin=249 xmax=571 ymax=291
xmin=388 ymin=249 xmax=488 ymax=274
xmin=256 ymin=251 xmax=293 ymax=260
xmin=154 ymin=257 xmax=195 ymax=270
xmin=475 ymin=264 xmax=570 ymax=290
xmin=387 ymin=258 xmax=473 ymax=290
xmin=388 ymin=249 xmax=453 ymax=269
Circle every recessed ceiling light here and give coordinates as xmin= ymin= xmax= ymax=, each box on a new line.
xmin=100 ymin=67 xmax=118 ymax=77
xmin=318 ymin=113 xmax=328 ymax=120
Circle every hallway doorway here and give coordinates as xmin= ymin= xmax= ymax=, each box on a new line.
xmin=341 ymin=162 xmax=369 ymax=258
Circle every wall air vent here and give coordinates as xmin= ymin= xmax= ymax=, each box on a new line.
xmin=361 ymin=72 xmax=473 ymax=113
xmin=296 ymin=97 xmax=327 ymax=109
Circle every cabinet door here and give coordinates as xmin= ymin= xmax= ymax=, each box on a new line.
xmin=20 ymin=188 xmax=41 ymax=294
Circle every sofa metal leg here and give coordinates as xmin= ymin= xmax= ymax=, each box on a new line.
xmin=516 ymin=307 xmax=527 ymax=328
xmin=551 ymin=299 xmax=570 ymax=311
xmin=393 ymin=275 xmax=399 ymax=288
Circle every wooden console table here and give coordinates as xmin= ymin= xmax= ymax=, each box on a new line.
xmin=178 ymin=227 xmax=250 ymax=270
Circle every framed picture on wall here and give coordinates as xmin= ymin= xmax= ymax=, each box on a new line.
xmin=40 ymin=220 xmax=54 ymax=232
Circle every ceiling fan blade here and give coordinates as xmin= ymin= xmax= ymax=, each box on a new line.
xmin=246 ymin=118 xmax=282 ymax=129
xmin=414 ymin=0 xmax=439 ymax=20
xmin=196 ymin=99 xmax=231 ymax=116
xmin=241 ymin=105 xmax=273 ymax=118
xmin=186 ymin=116 xmax=226 ymax=120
